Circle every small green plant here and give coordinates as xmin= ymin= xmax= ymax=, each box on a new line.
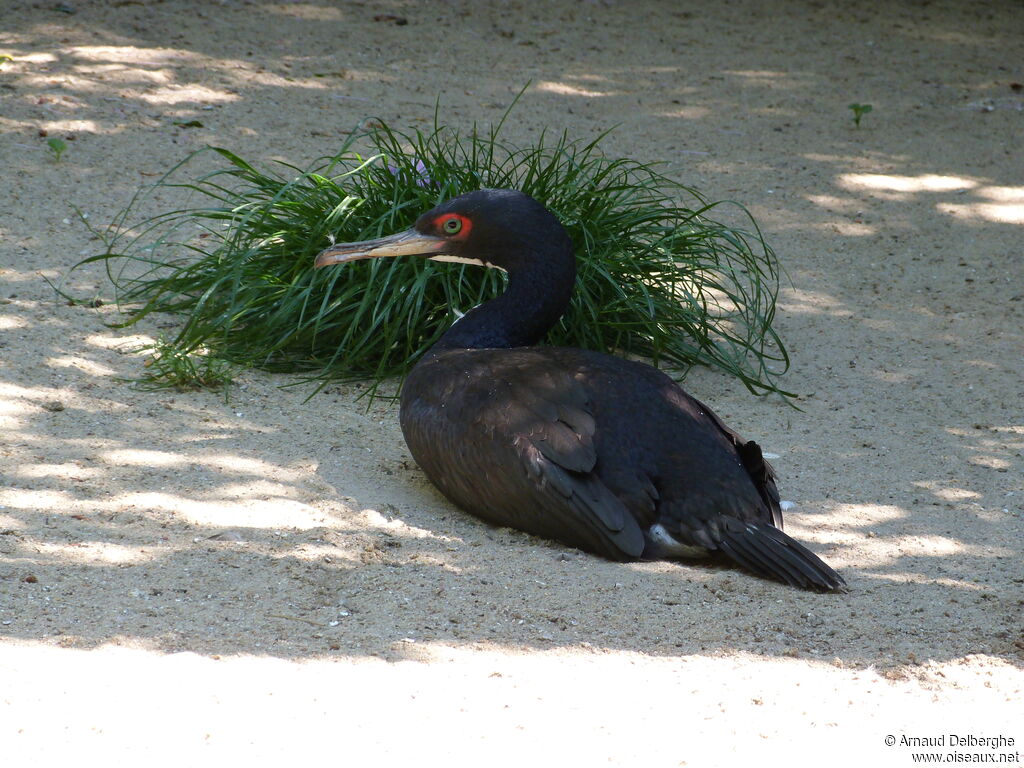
xmin=848 ymin=103 xmax=873 ymax=128
xmin=46 ymin=137 xmax=68 ymax=162
xmin=67 ymin=102 xmax=792 ymax=398
xmin=137 ymin=337 xmax=234 ymax=391
xmin=0 ymin=54 xmax=13 ymax=69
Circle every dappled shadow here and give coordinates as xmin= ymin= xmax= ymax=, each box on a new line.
xmin=0 ymin=299 xmax=1019 ymax=667
xmin=1 ymin=0 xmax=1022 ymax=677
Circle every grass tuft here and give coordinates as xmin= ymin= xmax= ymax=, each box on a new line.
xmin=69 ymin=110 xmax=792 ymax=398
xmin=136 ymin=337 xmax=235 ymax=392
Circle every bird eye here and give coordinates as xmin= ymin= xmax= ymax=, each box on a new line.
xmin=441 ymin=216 xmax=462 ymax=235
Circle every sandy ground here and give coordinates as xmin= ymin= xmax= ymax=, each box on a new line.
xmin=1 ymin=0 xmax=1022 ymax=764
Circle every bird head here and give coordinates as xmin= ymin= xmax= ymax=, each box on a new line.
xmin=314 ymin=189 xmax=573 ymax=274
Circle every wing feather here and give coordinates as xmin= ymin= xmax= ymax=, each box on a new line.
xmin=401 ymin=351 xmax=645 ymax=559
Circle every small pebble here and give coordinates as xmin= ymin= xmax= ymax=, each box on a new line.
xmin=42 ymin=400 xmax=65 ymax=412
xmin=207 ymin=530 xmax=247 ymax=542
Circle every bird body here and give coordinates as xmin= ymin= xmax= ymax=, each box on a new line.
xmin=316 ymin=189 xmax=845 ymax=591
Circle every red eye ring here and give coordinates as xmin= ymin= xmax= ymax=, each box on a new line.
xmin=437 ymin=214 xmax=471 ymax=239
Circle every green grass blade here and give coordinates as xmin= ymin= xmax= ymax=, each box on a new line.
xmin=65 ymin=112 xmax=793 ymax=398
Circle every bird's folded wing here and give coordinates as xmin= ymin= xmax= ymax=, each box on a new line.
xmin=678 ymin=392 xmax=783 ymax=528
xmin=469 ymin=369 xmax=646 ymax=559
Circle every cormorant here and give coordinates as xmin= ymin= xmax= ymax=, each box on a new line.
xmin=315 ymin=189 xmax=845 ymax=591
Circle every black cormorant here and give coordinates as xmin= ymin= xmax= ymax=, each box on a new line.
xmin=315 ymin=189 xmax=845 ymax=591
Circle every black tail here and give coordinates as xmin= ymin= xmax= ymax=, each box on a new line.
xmin=717 ymin=519 xmax=847 ymax=592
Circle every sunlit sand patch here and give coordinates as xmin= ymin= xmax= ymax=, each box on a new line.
xmin=21 ymin=436 xmax=125 ymax=454
xmin=860 ymin=317 xmax=899 ymax=332
xmin=0 ymin=391 xmax=49 ymax=415
xmin=101 ymin=450 xmax=304 ymax=482
xmin=84 ymin=332 xmax=155 ymax=351
xmin=966 ymin=455 xmax=1012 ymax=470
xmin=0 ymin=514 xmax=26 ymax=531
xmin=33 ymin=541 xmax=163 ymax=565
xmin=6 ymin=52 xmax=58 ymax=64
xmin=47 ymin=356 xmax=118 ymax=377
xmin=536 ymin=81 xmax=613 ymax=98
xmin=119 ymin=492 xmax=327 ymax=529
xmin=656 ymin=106 xmax=710 ymax=119
xmin=0 ymin=269 xmax=66 ymax=285
xmin=778 ymin=287 xmax=853 ymax=316
xmin=795 ymin=503 xmax=908 ymax=565
xmin=976 ymin=185 xmax=1024 ymax=202
xmin=361 ymin=507 xmax=459 ymax=542
xmin=0 ymin=483 xmax=345 ymax=532
xmin=869 ymin=368 xmax=914 ymax=383
xmin=723 ymin=70 xmax=808 ymax=90
xmin=961 ymin=358 xmax=999 ymax=370
xmin=0 ymin=314 xmax=30 ymax=330
xmin=177 ymin=428 xmax=277 ymax=443
xmin=216 ymin=480 xmax=309 ymax=500
xmin=102 ymin=448 xmax=183 ymax=467
xmin=280 ymin=542 xmax=362 ymax=564
xmin=825 ymin=503 xmax=907 ymax=526
xmin=0 ymin=488 xmax=73 ymax=511
xmin=989 ymin=425 xmax=1024 ymax=435
xmin=838 ymin=533 xmax=1010 ymax=569
xmin=912 ymin=481 xmax=982 ymax=502
xmin=936 ymin=201 xmax=1024 ymax=224
xmin=233 ymin=70 xmax=351 ymax=89
xmin=725 ymin=69 xmax=792 ymax=78
xmin=836 ymin=174 xmax=1023 ymax=223
xmin=69 ymin=62 xmax=172 ymax=85
xmin=69 ymin=44 xmax=372 ymax=90
xmin=0 ymin=641 xmax=1019 ymax=765
xmin=970 ymin=509 xmax=1016 ymax=526
xmin=67 ymin=45 xmax=202 ymax=68
xmin=204 ymin=455 xmax=303 ymax=479
xmin=838 ymin=173 xmax=977 ymax=194
xmin=0 ymin=385 xmax=132 ymax=424
xmin=886 ymin=535 xmax=970 ymax=557
xmin=823 ymin=221 xmax=876 ymax=235
xmin=264 ymin=2 xmax=345 ymax=20
xmin=37 ymin=119 xmax=103 ymax=134
xmin=624 ymin=560 xmax=716 ymax=582
xmin=139 ymin=84 xmax=239 ymax=106
xmin=12 ymin=462 xmax=104 ymax=481
xmin=805 ymin=193 xmax=864 ymax=211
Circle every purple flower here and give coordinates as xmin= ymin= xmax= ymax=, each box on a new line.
xmin=387 ymin=157 xmax=434 ymax=188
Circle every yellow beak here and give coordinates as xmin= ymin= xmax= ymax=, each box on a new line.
xmin=314 ymin=229 xmax=447 ymax=269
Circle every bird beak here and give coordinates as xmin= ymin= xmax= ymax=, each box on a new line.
xmin=314 ymin=229 xmax=447 ymax=269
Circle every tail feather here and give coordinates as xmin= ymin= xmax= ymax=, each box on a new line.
xmin=718 ymin=531 xmax=809 ymax=587
xmin=718 ymin=519 xmax=846 ymax=592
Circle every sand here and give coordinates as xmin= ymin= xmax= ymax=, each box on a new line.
xmin=1 ymin=0 xmax=1021 ymax=765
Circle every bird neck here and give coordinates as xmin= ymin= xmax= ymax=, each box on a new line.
xmin=432 ymin=257 xmax=575 ymax=351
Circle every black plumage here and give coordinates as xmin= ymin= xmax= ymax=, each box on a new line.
xmin=315 ymin=189 xmax=845 ymax=591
